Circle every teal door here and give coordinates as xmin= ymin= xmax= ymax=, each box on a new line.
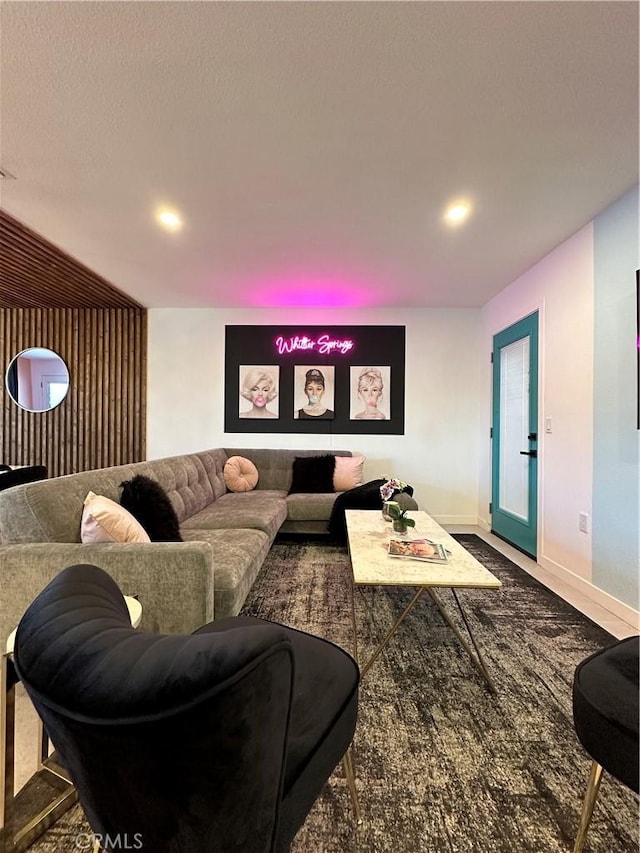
xmin=491 ymin=313 xmax=539 ymax=558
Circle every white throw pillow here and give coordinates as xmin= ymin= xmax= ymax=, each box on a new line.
xmin=81 ymin=491 xmax=151 ymax=544
xmin=333 ymin=455 xmax=366 ymax=492
xmin=224 ymin=456 xmax=260 ymax=493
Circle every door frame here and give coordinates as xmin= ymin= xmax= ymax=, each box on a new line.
xmin=490 ymin=311 xmax=540 ymax=559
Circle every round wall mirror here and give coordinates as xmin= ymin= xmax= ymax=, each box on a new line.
xmin=5 ymin=348 xmax=70 ymax=412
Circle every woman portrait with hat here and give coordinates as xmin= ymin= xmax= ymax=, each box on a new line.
xmin=295 ymin=366 xmax=335 ymax=419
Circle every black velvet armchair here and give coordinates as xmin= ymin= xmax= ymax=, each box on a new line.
xmin=572 ymin=635 xmax=639 ymax=852
xmin=0 ymin=464 xmax=47 ymax=491
xmin=14 ymin=564 xmax=360 ymax=852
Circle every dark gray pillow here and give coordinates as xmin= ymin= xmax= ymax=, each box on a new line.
xmin=120 ymin=475 xmax=182 ymax=541
xmin=288 ymin=455 xmax=336 ymax=495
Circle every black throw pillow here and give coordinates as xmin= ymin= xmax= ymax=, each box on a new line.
xmin=120 ymin=475 xmax=183 ymax=541
xmin=288 ymin=455 xmax=336 ymax=495
xmin=327 ymin=478 xmax=387 ymax=542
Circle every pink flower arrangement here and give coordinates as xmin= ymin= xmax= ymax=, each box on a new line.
xmin=380 ymin=478 xmax=408 ymax=502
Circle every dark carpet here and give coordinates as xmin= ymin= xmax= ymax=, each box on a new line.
xmin=24 ymin=535 xmax=638 ymax=852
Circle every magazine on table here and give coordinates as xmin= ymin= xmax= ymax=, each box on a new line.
xmin=388 ymin=537 xmax=449 ymax=563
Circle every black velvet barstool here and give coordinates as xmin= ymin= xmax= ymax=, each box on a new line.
xmin=571 ymin=635 xmax=639 ymax=853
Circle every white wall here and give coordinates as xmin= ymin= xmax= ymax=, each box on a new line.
xmin=147 ymin=307 xmax=482 ymax=524
xmin=592 ymin=186 xmax=640 ymax=609
xmin=481 ymin=224 xmax=595 ymax=579
xmin=481 ymin=207 xmax=639 ymax=623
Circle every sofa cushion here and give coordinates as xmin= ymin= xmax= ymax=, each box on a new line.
xmin=289 ymin=455 xmax=336 ymax=495
xmin=285 ymin=493 xmax=338 ymax=522
xmin=181 ymin=528 xmax=271 ymax=618
xmin=224 ymin=456 xmax=259 ymax=493
xmin=120 ymin=475 xmax=183 ymax=542
xmin=81 ymin=492 xmax=151 ymax=544
xmin=181 ymin=491 xmax=288 ymax=541
xmin=333 ymin=455 xmax=365 ymax=491
xmin=196 ymin=449 xmax=230 ymax=500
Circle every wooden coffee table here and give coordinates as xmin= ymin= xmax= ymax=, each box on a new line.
xmin=345 ymin=509 xmax=502 ymax=692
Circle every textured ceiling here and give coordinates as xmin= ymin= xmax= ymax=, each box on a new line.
xmin=0 ymin=1 xmax=638 ymax=309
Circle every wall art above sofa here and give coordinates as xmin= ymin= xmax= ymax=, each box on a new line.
xmin=225 ymin=325 xmax=406 ymax=434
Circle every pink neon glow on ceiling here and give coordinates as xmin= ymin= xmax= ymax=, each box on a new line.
xmin=246 ymin=274 xmax=382 ymax=308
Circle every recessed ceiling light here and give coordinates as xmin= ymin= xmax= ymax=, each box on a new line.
xmin=156 ymin=208 xmax=183 ymax=231
xmin=444 ymin=201 xmax=471 ymax=226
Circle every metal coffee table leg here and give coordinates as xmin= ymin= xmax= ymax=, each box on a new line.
xmin=426 ymin=588 xmax=497 ymax=693
xmin=360 ymin=587 xmax=426 ymax=678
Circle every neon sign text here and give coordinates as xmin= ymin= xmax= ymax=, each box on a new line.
xmin=275 ymin=334 xmax=354 ymax=356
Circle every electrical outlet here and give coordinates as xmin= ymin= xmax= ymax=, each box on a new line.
xmin=578 ymin=512 xmax=590 ymax=534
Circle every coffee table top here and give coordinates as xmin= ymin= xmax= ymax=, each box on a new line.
xmin=345 ymin=509 xmax=502 ymax=589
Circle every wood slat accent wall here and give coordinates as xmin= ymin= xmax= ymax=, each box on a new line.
xmin=1 ymin=309 xmax=146 ymax=476
xmin=0 ymin=209 xmax=143 ymax=308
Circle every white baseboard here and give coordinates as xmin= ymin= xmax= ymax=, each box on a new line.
xmin=448 ymin=519 xmax=639 ymax=632
xmin=430 ymin=514 xmax=479 ymax=526
xmin=422 ymin=513 xmax=639 ymax=630
xmin=538 ymin=553 xmax=640 ymax=630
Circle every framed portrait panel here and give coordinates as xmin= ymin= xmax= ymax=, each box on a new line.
xmin=238 ymin=365 xmax=280 ymax=420
xmin=294 ymin=365 xmax=335 ymax=420
xmin=350 ymin=366 xmax=391 ymax=420
xmin=225 ymin=325 xmax=405 ymax=434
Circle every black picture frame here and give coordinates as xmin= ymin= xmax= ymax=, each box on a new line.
xmin=225 ymin=325 xmax=406 ymax=434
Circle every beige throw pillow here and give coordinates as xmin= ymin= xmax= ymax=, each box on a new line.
xmin=333 ymin=455 xmax=366 ymax=491
xmin=81 ymin=491 xmax=151 ymax=544
xmin=224 ymin=456 xmax=259 ymax=493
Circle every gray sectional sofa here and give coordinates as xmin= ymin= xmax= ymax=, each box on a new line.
xmin=0 ymin=448 xmax=368 ymax=646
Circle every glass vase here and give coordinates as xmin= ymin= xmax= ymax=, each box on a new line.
xmin=392 ymin=519 xmax=408 ymax=535
xmin=382 ymin=501 xmax=398 ymax=522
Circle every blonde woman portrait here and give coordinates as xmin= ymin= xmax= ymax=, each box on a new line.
xmin=350 ymin=366 xmax=389 ymax=420
xmin=239 ymin=366 xmax=279 ymax=419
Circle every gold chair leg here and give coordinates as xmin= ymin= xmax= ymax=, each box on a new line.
xmin=1 ymin=653 xmax=77 ymax=853
xmin=341 ymin=749 xmax=362 ymax=825
xmin=573 ymin=760 xmax=603 ymax=853
xmin=1 ymin=654 xmax=16 ymax=853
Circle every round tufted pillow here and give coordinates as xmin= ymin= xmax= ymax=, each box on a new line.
xmin=224 ymin=455 xmax=259 ymax=493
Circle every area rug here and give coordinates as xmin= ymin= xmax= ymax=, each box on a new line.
xmin=25 ymin=535 xmax=638 ymax=852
